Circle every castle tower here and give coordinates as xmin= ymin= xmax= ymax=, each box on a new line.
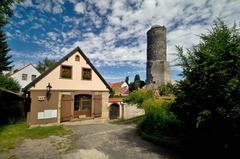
xmin=146 ymin=25 xmax=170 ymax=87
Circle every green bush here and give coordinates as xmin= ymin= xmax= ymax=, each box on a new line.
xmin=158 ymin=83 xmax=177 ymax=96
xmin=139 ymin=99 xmax=182 ymax=136
xmin=123 ymin=89 xmax=153 ymax=108
xmin=0 ymin=74 xmax=20 ymax=92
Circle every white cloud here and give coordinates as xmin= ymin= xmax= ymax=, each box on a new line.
xmin=10 ymin=0 xmax=240 ymax=82
xmin=20 ymin=0 xmax=65 ymax=14
xmin=90 ymin=0 xmax=111 ymax=15
xmin=74 ymin=2 xmax=85 ymax=14
xmin=21 ymin=0 xmax=33 ymax=7
xmin=30 ymin=23 xmax=42 ymax=29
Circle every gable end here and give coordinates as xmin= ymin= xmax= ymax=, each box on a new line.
xmin=22 ymin=47 xmax=112 ymax=92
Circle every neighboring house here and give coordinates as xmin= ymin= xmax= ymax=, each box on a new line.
xmin=10 ymin=64 xmax=41 ymax=90
xmin=22 ymin=47 xmax=111 ymax=125
xmin=109 ymin=81 xmax=129 ymax=96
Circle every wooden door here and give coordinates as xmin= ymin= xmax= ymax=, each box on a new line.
xmin=93 ymin=95 xmax=102 ymax=117
xmin=80 ymin=99 xmax=92 ymax=117
xmin=61 ymin=95 xmax=72 ymax=122
xmin=110 ymin=104 xmax=120 ymax=120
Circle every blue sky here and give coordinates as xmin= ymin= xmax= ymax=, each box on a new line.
xmin=4 ymin=0 xmax=240 ymax=82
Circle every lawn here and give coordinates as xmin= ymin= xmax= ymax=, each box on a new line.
xmin=0 ymin=122 xmax=71 ymax=152
xmin=111 ymin=115 xmax=144 ymax=125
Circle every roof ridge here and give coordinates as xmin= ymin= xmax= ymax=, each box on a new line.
xmin=10 ymin=63 xmax=39 ymax=76
xmin=22 ymin=47 xmax=111 ymax=92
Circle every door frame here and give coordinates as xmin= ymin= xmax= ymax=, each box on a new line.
xmin=109 ymin=103 xmax=120 ymax=120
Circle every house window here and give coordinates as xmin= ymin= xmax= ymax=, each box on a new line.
xmin=82 ymin=68 xmax=92 ymax=80
xmin=61 ymin=65 xmax=72 ymax=79
xmin=74 ymin=95 xmax=92 ymax=111
xmin=75 ymin=55 xmax=80 ymax=61
xmin=22 ymin=74 xmax=27 ymax=80
xmin=31 ymin=75 xmax=37 ymax=81
xmin=74 ymin=95 xmax=80 ymax=111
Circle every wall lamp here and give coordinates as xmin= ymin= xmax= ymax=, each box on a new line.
xmin=46 ymin=83 xmax=52 ymax=100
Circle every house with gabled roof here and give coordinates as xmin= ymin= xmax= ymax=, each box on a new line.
xmin=10 ymin=64 xmax=41 ymax=91
xmin=23 ymin=47 xmax=111 ymax=125
xmin=109 ymin=81 xmax=129 ymax=96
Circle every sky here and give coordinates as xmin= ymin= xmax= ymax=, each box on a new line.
xmin=4 ymin=0 xmax=240 ymax=82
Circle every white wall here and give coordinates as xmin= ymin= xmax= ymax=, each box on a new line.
xmin=123 ymin=103 xmax=145 ymax=119
xmin=11 ymin=64 xmax=40 ymax=89
xmin=121 ymin=82 xmax=129 ymax=89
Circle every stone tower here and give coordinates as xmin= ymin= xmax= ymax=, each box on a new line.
xmin=146 ymin=25 xmax=170 ymax=87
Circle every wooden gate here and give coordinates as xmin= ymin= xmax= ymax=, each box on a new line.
xmin=93 ymin=95 xmax=102 ymax=117
xmin=61 ymin=95 xmax=72 ymax=122
xmin=109 ymin=103 xmax=120 ymax=120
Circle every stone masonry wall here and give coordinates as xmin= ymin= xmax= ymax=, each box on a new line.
xmin=123 ymin=103 xmax=145 ymax=119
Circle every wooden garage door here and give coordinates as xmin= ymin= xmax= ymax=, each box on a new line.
xmin=61 ymin=95 xmax=72 ymax=122
xmin=93 ymin=95 xmax=102 ymax=117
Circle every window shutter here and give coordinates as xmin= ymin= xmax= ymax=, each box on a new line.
xmin=93 ymin=95 xmax=102 ymax=117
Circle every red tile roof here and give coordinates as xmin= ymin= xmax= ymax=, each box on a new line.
xmin=109 ymin=98 xmax=123 ymax=103
xmin=109 ymin=81 xmax=124 ymax=89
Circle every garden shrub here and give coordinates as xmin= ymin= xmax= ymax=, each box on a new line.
xmin=158 ymin=83 xmax=177 ymax=96
xmin=123 ymin=89 xmax=153 ymax=108
xmin=139 ymin=98 xmax=182 ymax=136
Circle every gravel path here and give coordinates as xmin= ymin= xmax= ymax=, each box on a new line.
xmin=1 ymin=122 xmax=179 ymax=159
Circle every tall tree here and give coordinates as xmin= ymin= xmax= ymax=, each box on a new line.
xmin=36 ymin=58 xmax=56 ymax=73
xmin=134 ymin=74 xmax=140 ymax=82
xmin=125 ymin=76 xmax=129 ymax=84
xmin=0 ymin=0 xmax=17 ymax=27
xmin=129 ymin=74 xmax=145 ymax=92
xmin=0 ymin=0 xmax=21 ymax=73
xmin=171 ymin=20 xmax=240 ymax=155
xmin=0 ymin=29 xmax=11 ymax=73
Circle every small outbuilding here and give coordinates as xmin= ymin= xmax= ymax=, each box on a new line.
xmin=23 ymin=47 xmax=111 ymax=125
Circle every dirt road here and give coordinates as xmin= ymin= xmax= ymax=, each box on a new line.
xmin=2 ymin=122 xmax=179 ymax=159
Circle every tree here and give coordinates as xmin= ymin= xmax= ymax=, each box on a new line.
xmin=0 ymin=29 xmax=12 ymax=73
xmin=0 ymin=0 xmax=20 ymax=27
xmin=36 ymin=58 xmax=56 ymax=73
xmin=134 ymin=74 xmax=140 ymax=82
xmin=171 ymin=20 xmax=240 ymax=155
xmin=129 ymin=74 xmax=145 ymax=92
xmin=0 ymin=74 xmax=20 ymax=92
xmin=0 ymin=0 xmax=21 ymax=73
xmin=125 ymin=76 xmax=129 ymax=84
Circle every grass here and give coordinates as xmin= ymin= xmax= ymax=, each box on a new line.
xmin=138 ymin=129 xmax=183 ymax=150
xmin=111 ymin=115 xmax=144 ymax=125
xmin=0 ymin=122 xmax=71 ymax=152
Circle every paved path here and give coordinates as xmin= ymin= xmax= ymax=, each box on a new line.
xmin=1 ymin=122 xmax=179 ymax=159
xmin=63 ymin=123 xmax=178 ymax=159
